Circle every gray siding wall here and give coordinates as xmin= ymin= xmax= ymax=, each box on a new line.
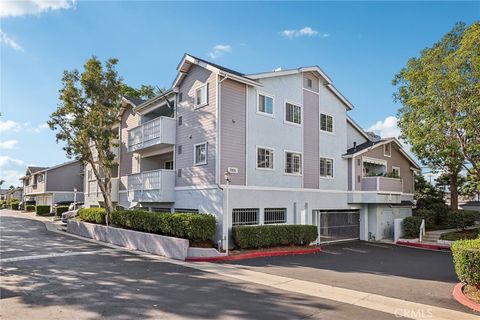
xmin=353 ymin=143 xmax=414 ymax=194
xmin=220 ymin=79 xmax=246 ymax=185
xmin=46 ymin=161 xmax=84 ymax=192
xmin=176 ymin=64 xmax=217 ymax=187
xmin=347 ymin=121 xmax=368 ymax=149
xmin=303 ymin=71 xmax=320 ymax=92
xmin=119 ymin=105 xmax=139 ymax=190
xmin=303 ymin=88 xmax=319 ymax=188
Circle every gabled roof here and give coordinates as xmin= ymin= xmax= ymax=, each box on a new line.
xmin=133 ymin=89 xmax=175 ymax=113
xmin=343 ymin=137 xmax=421 ymax=170
xmin=247 ymin=66 xmax=353 ymax=110
xmin=21 ymin=161 xmax=80 ymax=179
xmin=123 ymin=96 xmax=146 ymax=107
xmin=28 ymin=166 xmax=48 ymax=174
xmin=172 ymin=53 xmax=261 ymax=89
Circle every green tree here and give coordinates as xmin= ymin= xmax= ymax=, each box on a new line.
xmin=49 ymin=56 xmax=148 ymax=222
xmin=393 ymin=22 xmax=480 ymax=209
xmin=120 ymin=84 xmax=163 ymax=100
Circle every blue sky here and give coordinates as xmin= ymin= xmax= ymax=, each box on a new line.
xmin=1 ymin=1 xmax=478 ymax=186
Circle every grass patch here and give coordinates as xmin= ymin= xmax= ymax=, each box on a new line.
xmin=440 ymin=228 xmax=480 ymax=241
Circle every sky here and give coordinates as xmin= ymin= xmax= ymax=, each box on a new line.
xmin=0 ymin=1 xmax=479 ymax=187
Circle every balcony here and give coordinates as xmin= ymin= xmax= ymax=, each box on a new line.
xmin=127 ymin=169 xmax=175 ymax=203
xmin=361 ymin=176 xmax=403 ymax=193
xmin=87 ymin=178 xmax=119 ymax=202
xmin=128 ymin=117 xmax=176 ymax=152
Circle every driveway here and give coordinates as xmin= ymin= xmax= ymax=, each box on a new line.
xmin=228 ymin=241 xmax=468 ymax=313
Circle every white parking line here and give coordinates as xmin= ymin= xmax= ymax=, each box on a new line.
xmin=166 ymin=260 xmax=478 ymax=320
xmin=1 ymin=249 xmax=120 ymax=263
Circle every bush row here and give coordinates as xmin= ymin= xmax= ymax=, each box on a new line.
xmin=55 ymin=206 xmax=70 ymax=217
xmin=413 ymin=208 xmax=478 ymax=231
xmin=36 ymin=205 xmax=52 ymax=216
xmin=451 ymin=238 xmax=480 ymax=288
xmin=111 ymin=210 xmax=216 ymax=241
xmin=77 ymin=208 xmax=106 ymax=224
xmin=26 ymin=205 xmax=35 ymax=212
xmin=233 ymin=225 xmax=318 ymax=249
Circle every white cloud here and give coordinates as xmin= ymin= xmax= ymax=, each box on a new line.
xmin=366 ymin=116 xmax=401 ymax=139
xmin=0 ymin=140 xmax=18 ymax=149
xmin=0 ymin=0 xmax=75 ymax=18
xmin=208 ymin=44 xmax=232 ymax=59
xmin=29 ymin=122 xmax=49 ymax=133
xmin=0 ymin=120 xmax=21 ymax=132
xmin=281 ymin=27 xmax=329 ymax=39
xmin=0 ymin=156 xmax=24 ymax=167
xmin=0 ymin=29 xmax=23 ymax=51
xmin=0 ymin=170 xmax=24 ymax=188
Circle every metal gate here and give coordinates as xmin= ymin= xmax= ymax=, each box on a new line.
xmin=312 ymin=210 xmax=360 ymax=244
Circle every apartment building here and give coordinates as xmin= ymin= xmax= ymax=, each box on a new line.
xmin=85 ymin=53 xmax=420 ymax=248
xmin=21 ymin=161 xmax=84 ymax=210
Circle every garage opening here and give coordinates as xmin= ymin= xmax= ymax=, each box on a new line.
xmin=312 ymin=209 xmax=360 ymax=244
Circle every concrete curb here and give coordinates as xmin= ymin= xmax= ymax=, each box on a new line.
xmin=396 ymin=241 xmax=451 ymax=251
xmin=453 ymin=282 xmax=480 ymax=312
xmin=186 ymin=247 xmax=321 ymax=262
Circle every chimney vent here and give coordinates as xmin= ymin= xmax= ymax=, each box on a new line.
xmin=353 ymin=142 xmax=357 ymax=151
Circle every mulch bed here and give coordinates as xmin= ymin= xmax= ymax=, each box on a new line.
xmin=464 ymin=285 xmax=480 ymax=304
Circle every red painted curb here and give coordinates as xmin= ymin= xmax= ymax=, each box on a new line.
xmin=396 ymin=241 xmax=450 ymax=251
xmin=186 ymin=247 xmax=321 ymax=262
xmin=453 ymin=282 xmax=480 ymax=312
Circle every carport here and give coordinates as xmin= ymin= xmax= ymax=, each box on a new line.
xmin=312 ymin=209 xmax=360 ymax=244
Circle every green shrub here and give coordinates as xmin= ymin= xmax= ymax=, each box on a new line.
xmin=233 ymin=225 xmax=318 ymax=249
xmin=36 ymin=205 xmax=51 ymax=215
xmin=111 ymin=210 xmax=216 ymax=241
xmin=428 ymin=202 xmax=451 ymax=225
xmin=77 ymin=208 xmax=106 ymax=224
xmin=451 ymin=238 xmax=480 ymax=288
xmin=11 ymin=202 xmax=19 ymax=210
xmin=413 ymin=209 xmax=436 ymax=229
xmin=26 ymin=205 xmax=35 ymax=212
xmin=404 ymin=216 xmax=423 ymax=238
xmin=55 ymin=206 xmax=70 ymax=217
xmin=447 ymin=210 xmax=477 ymax=231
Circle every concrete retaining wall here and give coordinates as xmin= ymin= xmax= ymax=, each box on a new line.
xmin=187 ymin=247 xmax=226 ymax=258
xmin=67 ymin=220 xmax=189 ymax=260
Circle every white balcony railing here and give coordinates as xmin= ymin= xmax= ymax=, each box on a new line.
xmin=361 ymin=176 xmax=403 ymax=193
xmin=127 ymin=169 xmax=175 ymax=202
xmin=127 ymin=117 xmax=176 ymax=152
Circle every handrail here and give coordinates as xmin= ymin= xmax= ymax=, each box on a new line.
xmin=419 ymin=219 xmax=426 ymax=242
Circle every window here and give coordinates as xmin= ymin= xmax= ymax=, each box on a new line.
xmin=320 ymin=158 xmax=334 ymax=178
xmin=307 ymin=78 xmax=313 ymax=88
xmin=285 ymin=151 xmax=302 ymax=175
xmin=384 ymin=143 xmax=391 ymax=157
xmin=179 ymin=92 xmax=183 ymax=102
xmin=232 ymin=208 xmax=259 ymax=226
xmin=111 ymin=164 xmax=119 ymax=178
xmin=264 ymin=208 xmax=287 ymax=224
xmin=178 ymin=116 xmax=183 ymax=125
xmin=177 ymin=168 xmax=182 ymax=178
xmin=164 ymin=161 xmax=174 ymax=170
xmin=392 ymin=166 xmax=400 ymax=178
xmin=177 ymin=145 xmax=182 ymax=155
xmin=37 ymin=174 xmax=44 ymax=183
xmin=320 ymin=114 xmax=333 ymax=133
xmin=194 ymin=142 xmax=207 ymax=165
xmin=257 ymin=94 xmax=273 ymax=115
xmin=194 ymin=84 xmax=208 ymax=108
xmin=285 ymin=102 xmax=302 ymax=125
xmin=256 ymin=147 xmax=274 ymax=170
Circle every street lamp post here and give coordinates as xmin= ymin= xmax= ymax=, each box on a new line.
xmin=73 ymin=187 xmax=77 ymax=210
xmin=224 ymin=171 xmax=231 ymax=256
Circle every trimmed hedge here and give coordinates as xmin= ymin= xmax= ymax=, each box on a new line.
xmin=447 ymin=210 xmax=477 ymax=231
xmin=55 ymin=206 xmax=70 ymax=217
xmin=36 ymin=205 xmax=51 ymax=215
xmin=26 ymin=205 xmax=35 ymax=212
xmin=11 ymin=202 xmax=19 ymax=210
xmin=77 ymin=208 xmax=106 ymax=224
xmin=451 ymin=238 xmax=480 ymax=288
xmin=404 ymin=216 xmax=423 ymax=238
xmin=413 ymin=209 xmax=436 ymax=229
xmin=233 ymin=225 xmax=318 ymax=249
xmin=111 ymin=210 xmax=216 ymax=241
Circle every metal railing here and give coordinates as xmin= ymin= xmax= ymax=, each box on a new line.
xmin=128 ymin=169 xmax=163 ymax=191
xmin=128 ymin=117 xmax=163 ymax=148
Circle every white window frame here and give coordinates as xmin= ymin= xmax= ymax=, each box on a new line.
xmin=392 ymin=166 xmax=401 ymax=177
xmin=384 ymin=142 xmax=392 ymax=157
xmin=319 ymin=157 xmax=334 ymax=179
xmin=307 ymin=78 xmax=313 ymax=88
xmin=164 ymin=160 xmax=174 ymax=170
xmin=256 ymin=146 xmax=275 ymax=171
xmin=284 ymin=100 xmax=302 ymax=126
xmin=320 ymin=113 xmax=334 ymax=134
xmin=193 ymin=142 xmax=208 ymax=166
xmin=284 ymin=150 xmax=303 ymax=176
xmin=256 ymin=91 xmax=275 ymax=117
xmin=194 ymin=84 xmax=208 ymax=109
